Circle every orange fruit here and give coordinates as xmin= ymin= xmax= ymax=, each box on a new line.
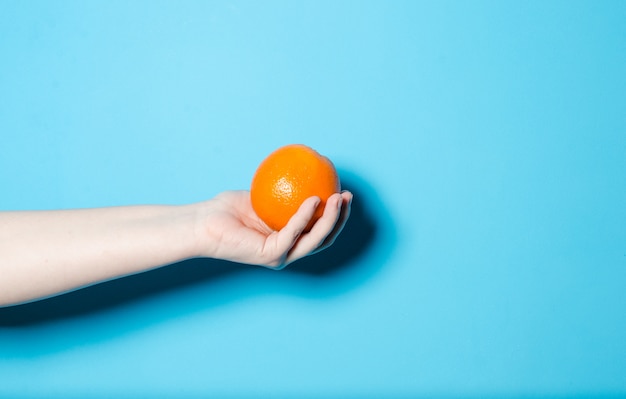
xmin=250 ymin=144 xmax=341 ymax=231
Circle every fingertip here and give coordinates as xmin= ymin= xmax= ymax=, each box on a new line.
xmin=291 ymin=196 xmax=321 ymax=231
xmin=307 ymin=195 xmax=322 ymax=208
xmin=331 ymin=192 xmax=343 ymax=209
xmin=319 ymin=193 xmax=341 ymax=216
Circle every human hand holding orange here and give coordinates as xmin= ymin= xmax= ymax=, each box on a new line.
xmin=199 ymin=144 xmax=352 ymax=268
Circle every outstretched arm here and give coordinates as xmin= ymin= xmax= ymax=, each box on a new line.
xmin=0 ymin=190 xmax=352 ymax=306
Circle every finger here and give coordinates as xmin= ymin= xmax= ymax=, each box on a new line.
xmin=285 ymin=193 xmax=344 ymax=263
xmin=265 ymin=196 xmax=321 ymax=268
xmin=311 ymin=191 xmax=353 ymax=254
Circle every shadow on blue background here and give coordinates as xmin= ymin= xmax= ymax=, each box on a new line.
xmin=0 ymin=169 xmax=396 ymax=328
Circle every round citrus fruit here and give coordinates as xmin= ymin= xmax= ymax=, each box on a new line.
xmin=250 ymin=144 xmax=341 ymax=231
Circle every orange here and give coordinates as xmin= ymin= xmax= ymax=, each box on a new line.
xmin=250 ymin=144 xmax=341 ymax=231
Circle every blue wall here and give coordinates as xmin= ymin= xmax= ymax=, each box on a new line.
xmin=1 ymin=1 xmax=625 ymax=397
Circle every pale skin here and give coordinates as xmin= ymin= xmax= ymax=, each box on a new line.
xmin=0 ymin=190 xmax=353 ymax=307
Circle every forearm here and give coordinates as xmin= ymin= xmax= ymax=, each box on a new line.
xmin=0 ymin=203 xmax=205 ymax=306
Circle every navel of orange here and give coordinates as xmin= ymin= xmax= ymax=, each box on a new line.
xmin=250 ymin=144 xmax=341 ymax=231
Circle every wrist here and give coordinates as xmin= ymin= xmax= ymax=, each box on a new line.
xmin=187 ymin=199 xmax=218 ymax=259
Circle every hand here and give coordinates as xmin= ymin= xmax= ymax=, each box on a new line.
xmin=199 ymin=190 xmax=353 ymax=269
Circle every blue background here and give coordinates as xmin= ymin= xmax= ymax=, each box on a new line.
xmin=1 ymin=1 xmax=625 ymax=397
